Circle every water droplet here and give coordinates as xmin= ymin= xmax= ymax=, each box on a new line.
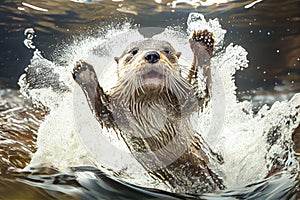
xmin=263 ymin=71 xmax=266 ymax=74
xmin=267 ymin=32 xmax=270 ymax=35
xmin=259 ymin=30 xmax=262 ymax=33
xmin=23 ymin=28 xmax=36 ymax=49
xmin=24 ymin=28 xmax=35 ymax=39
xmin=17 ymin=7 xmax=25 ymax=11
xmin=276 ymin=49 xmax=280 ymax=53
xmin=250 ymin=30 xmax=253 ymax=34
xmin=287 ymin=72 xmax=291 ymax=76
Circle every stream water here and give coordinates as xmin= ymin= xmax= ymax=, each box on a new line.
xmin=0 ymin=0 xmax=299 ymax=199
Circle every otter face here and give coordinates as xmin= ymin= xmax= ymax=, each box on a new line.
xmin=111 ymin=39 xmax=193 ymax=107
xmin=114 ymin=39 xmax=182 ymax=91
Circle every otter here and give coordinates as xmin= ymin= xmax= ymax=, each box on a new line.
xmin=72 ymin=30 xmax=225 ymax=193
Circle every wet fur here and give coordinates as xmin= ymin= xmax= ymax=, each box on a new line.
xmin=72 ymin=31 xmax=225 ymax=193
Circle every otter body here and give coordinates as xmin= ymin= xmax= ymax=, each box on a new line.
xmin=72 ymin=30 xmax=225 ymax=193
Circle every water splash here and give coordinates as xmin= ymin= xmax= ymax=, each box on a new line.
xmin=20 ymin=2 xmax=48 ymax=12
xmin=244 ymin=0 xmax=264 ymax=9
xmin=17 ymin=13 xmax=299 ymax=196
xmin=169 ymin=0 xmax=229 ymax=8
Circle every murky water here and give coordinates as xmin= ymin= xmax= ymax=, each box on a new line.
xmin=0 ymin=0 xmax=299 ymax=199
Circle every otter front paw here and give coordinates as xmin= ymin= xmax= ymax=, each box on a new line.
xmin=190 ymin=30 xmax=214 ymax=56
xmin=72 ymin=60 xmax=98 ymax=84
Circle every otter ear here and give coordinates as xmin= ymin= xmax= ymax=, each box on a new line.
xmin=175 ymin=52 xmax=181 ymax=59
xmin=114 ymin=57 xmax=120 ymax=64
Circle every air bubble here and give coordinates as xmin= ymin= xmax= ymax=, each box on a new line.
xmin=23 ymin=28 xmax=36 ymax=49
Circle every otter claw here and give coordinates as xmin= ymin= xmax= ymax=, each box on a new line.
xmin=72 ymin=60 xmax=98 ymax=83
xmin=72 ymin=60 xmax=85 ymax=80
xmin=190 ymin=30 xmax=214 ymax=56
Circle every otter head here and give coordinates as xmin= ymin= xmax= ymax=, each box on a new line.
xmin=111 ymin=39 xmax=193 ymax=107
xmin=114 ymin=39 xmax=182 ymax=91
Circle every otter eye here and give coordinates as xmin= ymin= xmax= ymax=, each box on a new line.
xmin=163 ymin=48 xmax=170 ymax=54
xmin=130 ymin=47 xmax=139 ymax=55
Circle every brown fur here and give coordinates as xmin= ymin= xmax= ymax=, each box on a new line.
xmin=72 ymin=31 xmax=225 ymax=193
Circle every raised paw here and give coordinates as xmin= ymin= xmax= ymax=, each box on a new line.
xmin=190 ymin=30 xmax=214 ymax=56
xmin=73 ymin=60 xmax=87 ymax=80
xmin=72 ymin=60 xmax=98 ymax=84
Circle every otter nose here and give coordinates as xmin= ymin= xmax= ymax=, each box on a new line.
xmin=144 ymin=51 xmax=160 ymax=63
